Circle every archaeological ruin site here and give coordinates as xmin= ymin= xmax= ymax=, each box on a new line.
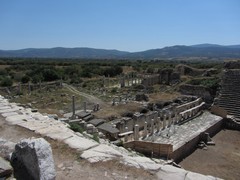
xmin=1 ymin=59 xmax=240 ymax=179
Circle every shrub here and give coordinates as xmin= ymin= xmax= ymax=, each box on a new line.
xmin=0 ymin=77 xmax=13 ymax=87
xmin=92 ymin=133 xmax=100 ymax=143
xmin=21 ymin=75 xmax=30 ymax=83
xmin=69 ymin=122 xmax=84 ymax=133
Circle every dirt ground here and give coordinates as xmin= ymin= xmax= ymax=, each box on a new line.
xmin=180 ymin=129 xmax=240 ymax=180
xmin=0 ymin=116 xmax=156 ymax=180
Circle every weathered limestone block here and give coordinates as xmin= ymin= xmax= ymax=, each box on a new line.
xmin=11 ymin=138 xmax=56 ymax=180
xmin=0 ymin=157 xmax=13 ymax=178
xmin=0 ymin=138 xmax=15 ymax=161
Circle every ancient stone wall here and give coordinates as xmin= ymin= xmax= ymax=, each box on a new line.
xmin=141 ymin=69 xmax=180 ymax=87
xmin=123 ymin=141 xmax=173 ymax=159
xmin=0 ymin=81 xmax=62 ymax=95
xmin=179 ymin=84 xmax=212 ymax=103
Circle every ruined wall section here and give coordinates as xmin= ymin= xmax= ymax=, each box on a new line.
xmin=179 ymin=84 xmax=212 ymax=104
xmin=141 ymin=69 xmax=180 ymax=87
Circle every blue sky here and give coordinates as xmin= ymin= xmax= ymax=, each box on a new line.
xmin=0 ymin=0 xmax=239 ymax=52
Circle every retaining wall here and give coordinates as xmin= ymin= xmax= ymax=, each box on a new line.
xmin=123 ymin=141 xmax=173 ymax=159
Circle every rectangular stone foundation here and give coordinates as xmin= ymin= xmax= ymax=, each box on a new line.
xmin=170 ymin=118 xmax=223 ymax=163
xmin=123 ymin=112 xmax=223 ymax=162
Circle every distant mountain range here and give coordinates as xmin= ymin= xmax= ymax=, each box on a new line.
xmin=0 ymin=44 xmax=240 ymax=59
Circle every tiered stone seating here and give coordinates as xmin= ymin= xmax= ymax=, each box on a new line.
xmin=217 ymin=69 xmax=240 ymax=119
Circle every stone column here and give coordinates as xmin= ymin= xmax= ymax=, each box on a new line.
xmin=143 ymin=121 xmax=148 ymax=137
xmin=157 ymin=117 xmax=161 ymax=132
xmin=131 ymin=73 xmax=134 ymax=86
xmin=124 ymin=127 xmax=128 ymax=142
xmin=121 ymin=76 xmax=125 ymax=88
xmin=163 ymin=115 xmax=166 ymax=129
xmin=151 ymin=119 xmax=154 ymax=135
xmin=103 ymin=76 xmax=105 ymax=88
xmin=83 ymin=101 xmax=87 ymax=112
xmin=112 ymin=98 xmax=115 ymax=106
xmin=168 ymin=113 xmax=172 ymax=126
xmin=178 ymin=114 xmax=181 ymax=123
xmin=172 ymin=116 xmax=175 ymax=125
xmin=108 ymin=75 xmax=110 ymax=88
xmin=119 ymin=121 xmax=124 ymax=133
xmin=134 ymin=124 xmax=139 ymax=140
xmin=72 ymin=95 xmax=75 ymax=118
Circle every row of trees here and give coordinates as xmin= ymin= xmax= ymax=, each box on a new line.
xmin=0 ymin=61 xmax=123 ymax=86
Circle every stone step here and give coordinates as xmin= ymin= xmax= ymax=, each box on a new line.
xmin=221 ymin=89 xmax=240 ymax=92
xmin=219 ymin=102 xmax=240 ymax=107
xmin=223 ymin=81 xmax=240 ymax=84
xmin=218 ymin=100 xmax=240 ymax=104
xmin=218 ymin=107 xmax=240 ymax=115
xmin=218 ymin=102 xmax=240 ymax=107
xmin=219 ymin=96 xmax=240 ymax=100
xmin=219 ymin=101 xmax=240 ymax=104
xmin=222 ymin=110 xmax=240 ymax=118
xmin=219 ymin=94 xmax=240 ymax=97
xmin=221 ymin=87 xmax=240 ymax=90
xmin=222 ymin=80 xmax=240 ymax=82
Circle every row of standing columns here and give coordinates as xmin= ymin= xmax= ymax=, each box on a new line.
xmin=130 ymin=104 xmax=204 ymax=142
xmin=120 ymin=76 xmax=142 ymax=88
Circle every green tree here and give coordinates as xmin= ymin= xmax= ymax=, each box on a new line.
xmin=0 ymin=77 xmax=13 ymax=87
xmin=21 ymin=75 xmax=30 ymax=83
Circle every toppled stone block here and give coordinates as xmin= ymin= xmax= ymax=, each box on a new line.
xmin=0 ymin=138 xmax=15 ymax=160
xmin=11 ymin=138 xmax=56 ymax=180
xmin=0 ymin=157 xmax=13 ymax=178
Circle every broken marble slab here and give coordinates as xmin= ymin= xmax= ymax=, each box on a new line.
xmin=121 ymin=156 xmax=162 ymax=171
xmin=1 ymin=111 xmax=19 ymax=117
xmin=18 ymin=121 xmax=50 ymax=131
xmin=80 ymin=144 xmax=123 ymax=163
xmin=0 ymin=106 xmax=11 ymax=110
xmin=5 ymin=114 xmax=31 ymax=125
xmin=63 ymin=134 xmax=98 ymax=151
xmin=156 ymin=165 xmax=221 ymax=180
xmin=46 ymin=131 xmax=73 ymax=141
